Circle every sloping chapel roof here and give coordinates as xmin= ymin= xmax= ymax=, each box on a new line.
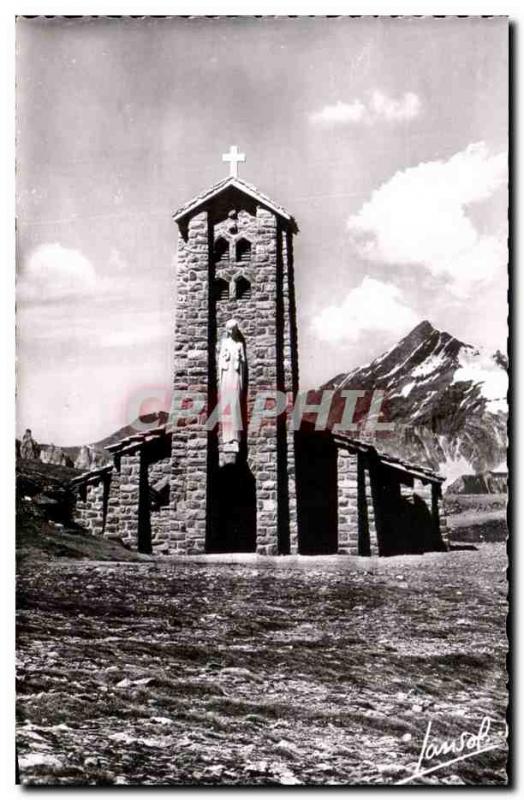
xmin=71 ymin=425 xmax=443 ymax=487
xmin=172 ymin=175 xmax=296 ymax=228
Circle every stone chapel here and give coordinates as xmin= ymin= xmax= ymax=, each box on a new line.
xmin=72 ymin=149 xmax=448 ymax=557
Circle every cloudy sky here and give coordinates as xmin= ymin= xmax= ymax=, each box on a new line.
xmin=16 ymin=16 xmax=508 ymax=445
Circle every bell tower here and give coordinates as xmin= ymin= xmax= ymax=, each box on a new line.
xmin=170 ymin=148 xmax=299 ymax=555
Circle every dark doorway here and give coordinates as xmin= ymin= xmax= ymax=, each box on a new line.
xmin=296 ymin=433 xmax=338 ymax=554
xmin=357 ymin=454 xmax=372 ymax=556
xmin=138 ymin=458 xmax=152 ymax=554
xmin=373 ymin=466 xmax=434 ymax=556
xmin=413 ymin=493 xmax=436 ymax=552
xmin=208 ymin=462 xmax=257 ymax=553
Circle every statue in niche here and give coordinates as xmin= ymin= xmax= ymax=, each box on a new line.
xmin=218 ymin=318 xmax=246 ymax=455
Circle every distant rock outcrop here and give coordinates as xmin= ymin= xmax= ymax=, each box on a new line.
xmin=19 ymin=429 xmax=39 ymax=460
xmin=40 ymin=443 xmax=74 ymax=468
xmin=74 ymin=445 xmax=107 ymax=471
xmin=18 ymin=430 xmax=111 ymax=472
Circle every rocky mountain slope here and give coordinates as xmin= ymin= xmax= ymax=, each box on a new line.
xmin=91 ymin=411 xmax=169 ymax=451
xmin=18 ymin=433 xmax=113 ymax=472
xmin=18 ymin=412 xmax=169 ymax=474
xmin=324 ymin=321 xmax=508 ymax=484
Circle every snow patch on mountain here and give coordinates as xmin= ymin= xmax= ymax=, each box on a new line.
xmin=411 ymin=352 xmax=447 ymax=377
xmin=439 ymin=454 xmax=476 ymax=487
xmin=452 ymin=348 xmax=508 ymax=414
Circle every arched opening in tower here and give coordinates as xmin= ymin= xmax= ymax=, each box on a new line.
xmin=213 ymin=277 xmax=230 ymax=302
xmin=235 ymin=237 xmax=252 ymax=263
xmin=235 ymin=274 xmax=252 ymax=300
xmin=213 ymin=236 xmax=229 ymax=265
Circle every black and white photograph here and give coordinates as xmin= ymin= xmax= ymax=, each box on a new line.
xmin=15 ymin=13 xmax=509 ymax=786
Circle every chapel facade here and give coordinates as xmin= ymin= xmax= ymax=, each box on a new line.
xmin=72 ymin=151 xmax=448 ymax=557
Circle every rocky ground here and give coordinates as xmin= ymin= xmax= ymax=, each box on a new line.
xmin=17 ymin=545 xmax=508 ymax=786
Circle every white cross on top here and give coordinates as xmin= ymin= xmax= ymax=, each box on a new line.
xmin=222 ymin=145 xmax=246 ymax=178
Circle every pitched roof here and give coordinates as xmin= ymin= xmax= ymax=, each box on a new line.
xmin=332 ymin=432 xmax=444 ymax=484
xmin=70 ymin=464 xmax=112 ymax=486
xmin=70 ymin=426 xmax=171 ymax=487
xmin=172 ymin=176 xmax=297 ymax=228
xmin=71 ymin=426 xmax=443 ymax=488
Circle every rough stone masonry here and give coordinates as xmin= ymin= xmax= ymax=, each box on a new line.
xmin=72 ymin=158 xmax=448 ymax=557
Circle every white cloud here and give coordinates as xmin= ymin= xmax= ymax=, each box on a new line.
xmin=347 ymin=142 xmax=507 ymax=295
xmin=312 ymin=277 xmax=418 ymax=343
xmin=18 ymin=243 xmax=97 ymax=303
xmin=310 ymin=99 xmax=368 ymax=125
xmin=369 ymin=90 xmax=421 ymax=121
xmin=17 ymin=242 xmax=170 ymax=353
xmin=310 ymin=91 xmax=421 ymax=126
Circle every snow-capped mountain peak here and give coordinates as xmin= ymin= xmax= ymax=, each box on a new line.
xmin=324 ymin=321 xmax=507 ymax=481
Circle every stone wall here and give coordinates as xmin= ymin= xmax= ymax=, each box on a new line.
xmin=73 ymin=435 xmax=182 ymax=555
xmin=286 ymin=428 xmax=298 ymax=554
xmin=170 ymin=194 xmax=299 ymax=556
xmin=214 ymin=208 xmax=258 ymax=348
xmin=73 ymin=487 xmax=87 ymax=529
xmin=334 ymin=445 xmax=446 ymax=557
xmin=104 ymin=464 xmax=121 ymax=539
xmin=431 ymin=482 xmax=449 ymax=551
xmin=69 ymin=180 xmax=452 ymax=560
xmin=250 ymin=207 xmax=279 ymax=555
xmin=171 ymin=210 xmax=210 ymax=555
xmin=336 ymin=448 xmax=359 ymax=555
xmin=147 ymin=455 xmax=172 ymax=553
xmin=280 ymin=228 xmax=299 ymax=553
xmin=118 ymin=449 xmax=141 ymax=549
xmin=72 ymin=429 xmax=447 ymax=559
xmin=358 ymin=453 xmax=379 ymax=557
xmin=77 ymin=480 xmax=105 ymax=537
